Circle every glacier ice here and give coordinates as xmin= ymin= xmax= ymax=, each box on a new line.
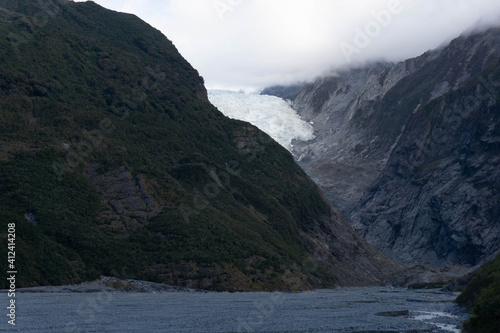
xmin=208 ymin=90 xmax=314 ymax=151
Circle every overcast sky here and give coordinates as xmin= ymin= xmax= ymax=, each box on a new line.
xmin=75 ymin=0 xmax=500 ymax=90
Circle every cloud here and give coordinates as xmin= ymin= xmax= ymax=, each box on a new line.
xmin=74 ymin=0 xmax=500 ymax=90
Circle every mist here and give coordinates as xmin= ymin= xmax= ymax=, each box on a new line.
xmin=75 ymin=0 xmax=500 ymax=90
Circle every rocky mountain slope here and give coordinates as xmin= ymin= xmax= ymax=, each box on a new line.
xmin=0 ymin=0 xmax=401 ymax=290
xmin=263 ymin=28 xmax=500 ymax=268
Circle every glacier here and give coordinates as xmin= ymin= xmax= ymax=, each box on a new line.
xmin=208 ymin=90 xmax=314 ymax=151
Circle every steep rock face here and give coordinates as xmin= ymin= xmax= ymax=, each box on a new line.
xmin=265 ymin=28 xmax=500 ymax=268
xmin=351 ymin=65 xmax=500 ymax=267
xmin=299 ymin=194 xmax=404 ymax=285
xmin=0 ymin=0 xmax=401 ymax=289
xmin=289 ymin=58 xmax=429 ymax=212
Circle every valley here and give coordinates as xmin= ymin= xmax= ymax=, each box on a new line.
xmin=261 ymin=28 xmax=500 ymax=270
xmin=1 ymin=1 xmax=499 ymax=331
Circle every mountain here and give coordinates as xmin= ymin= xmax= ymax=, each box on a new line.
xmin=0 ymin=0 xmax=401 ymax=290
xmin=264 ymin=28 xmax=500 ymax=269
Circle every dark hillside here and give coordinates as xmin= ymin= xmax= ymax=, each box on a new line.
xmin=0 ymin=0 xmax=400 ymax=290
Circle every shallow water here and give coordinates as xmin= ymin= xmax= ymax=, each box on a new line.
xmin=4 ymin=287 xmax=467 ymax=332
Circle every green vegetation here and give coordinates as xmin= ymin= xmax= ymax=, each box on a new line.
xmin=0 ymin=0 xmax=336 ymax=290
xmin=456 ymin=254 xmax=500 ymax=332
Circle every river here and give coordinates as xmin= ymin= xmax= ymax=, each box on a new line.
xmin=6 ymin=287 xmax=467 ymax=332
